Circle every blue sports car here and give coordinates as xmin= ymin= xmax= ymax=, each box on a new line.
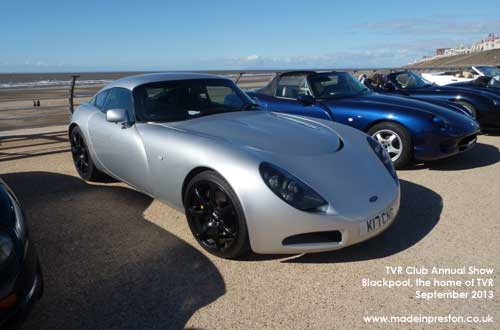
xmin=247 ymin=71 xmax=480 ymax=169
xmin=366 ymin=71 xmax=500 ymax=131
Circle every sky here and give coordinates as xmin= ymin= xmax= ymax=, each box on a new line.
xmin=1 ymin=0 xmax=499 ymax=72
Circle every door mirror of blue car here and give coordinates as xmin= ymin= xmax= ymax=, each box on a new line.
xmin=297 ymin=93 xmax=315 ymax=105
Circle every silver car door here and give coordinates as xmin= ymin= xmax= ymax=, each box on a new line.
xmin=87 ymin=87 xmax=152 ymax=193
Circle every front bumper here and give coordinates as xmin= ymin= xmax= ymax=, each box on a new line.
xmin=0 ymin=240 xmax=42 ymax=327
xmin=248 ymin=186 xmax=401 ymax=254
xmin=413 ymin=129 xmax=480 ymax=161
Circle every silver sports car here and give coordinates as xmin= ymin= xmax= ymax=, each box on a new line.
xmin=69 ymin=73 xmax=401 ymax=259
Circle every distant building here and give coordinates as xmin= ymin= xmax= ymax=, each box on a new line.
xmin=436 ymin=48 xmax=449 ymax=56
xmin=421 ymin=33 xmax=500 ymax=62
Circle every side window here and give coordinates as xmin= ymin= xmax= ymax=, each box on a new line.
xmin=133 ymin=82 xmax=184 ymax=122
xmin=276 ymin=75 xmax=308 ymax=99
xmin=205 ymin=85 xmax=243 ymax=109
xmin=395 ymin=74 xmax=411 ymax=88
xmin=103 ymin=88 xmax=133 ymax=113
xmin=94 ymin=90 xmax=109 ymax=109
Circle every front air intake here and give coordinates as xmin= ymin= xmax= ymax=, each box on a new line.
xmin=282 ymin=231 xmax=342 ymax=245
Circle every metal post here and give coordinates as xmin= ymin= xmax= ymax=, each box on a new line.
xmin=68 ymin=75 xmax=79 ymax=113
xmin=235 ymin=72 xmax=245 ymax=84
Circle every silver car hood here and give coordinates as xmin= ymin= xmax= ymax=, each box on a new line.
xmin=161 ymin=111 xmax=342 ymax=156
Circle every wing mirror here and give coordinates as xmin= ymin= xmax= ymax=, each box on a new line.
xmin=297 ymin=93 xmax=315 ymax=105
xmin=475 ymin=76 xmax=492 ymax=87
xmin=106 ymin=109 xmax=131 ymax=127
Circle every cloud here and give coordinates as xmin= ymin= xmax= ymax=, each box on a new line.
xmin=194 ymin=49 xmax=417 ymax=69
xmin=353 ymin=18 xmax=500 ymax=39
xmin=245 ymin=54 xmax=260 ymax=61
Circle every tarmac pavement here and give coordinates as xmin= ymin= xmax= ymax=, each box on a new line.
xmin=0 ymin=126 xmax=498 ymax=330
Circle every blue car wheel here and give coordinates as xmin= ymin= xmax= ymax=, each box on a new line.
xmin=455 ymin=100 xmax=477 ymax=119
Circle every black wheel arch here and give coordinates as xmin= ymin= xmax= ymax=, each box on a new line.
xmin=364 ymin=119 xmax=413 ymax=140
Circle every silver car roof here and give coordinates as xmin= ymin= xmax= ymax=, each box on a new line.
xmin=104 ymin=72 xmax=231 ymax=90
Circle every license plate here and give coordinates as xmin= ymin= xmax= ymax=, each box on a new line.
xmin=360 ymin=208 xmax=394 ymax=236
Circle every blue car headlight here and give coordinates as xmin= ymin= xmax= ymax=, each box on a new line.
xmin=432 ymin=115 xmax=449 ymax=131
xmin=367 ymin=136 xmax=398 ymax=183
xmin=259 ymin=163 xmax=327 ymax=211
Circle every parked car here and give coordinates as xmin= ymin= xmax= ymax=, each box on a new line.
xmin=422 ymin=71 xmax=475 ymax=86
xmin=447 ymin=66 xmax=500 ymax=95
xmin=377 ymin=71 xmax=500 ymax=131
xmin=69 ymin=73 xmax=401 ymax=259
xmin=248 ymin=71 xmax=480 ymax=168
xmin=422 ymin=66 xmax=500 ymax=86
xmin=0 ymin=178 xmax=42 ymax=328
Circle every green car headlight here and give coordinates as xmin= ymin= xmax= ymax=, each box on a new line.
xmin=260 ymin=163 xmax=327 ymax=212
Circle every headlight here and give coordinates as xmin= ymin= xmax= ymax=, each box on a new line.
xmin=0 ymin=233 xmax=14 ymax=265
xmin=366 ymin=136 xmax=398 ymax=183
xmin=432 ymin=116 xmax=449 ymax=131
xmin=493 ymin=99 xmax=500 ymax=107
xmin=259 ymin=163 xmax=327 ymax=211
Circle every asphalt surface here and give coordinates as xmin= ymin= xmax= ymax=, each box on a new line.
xmin=0 ymin=127 xmax=499 ymax=330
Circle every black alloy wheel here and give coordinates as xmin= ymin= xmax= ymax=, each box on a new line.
xmin=69 ymin=127 xmax=110 ymax=182
xmin=184 ymin=171 xmax=250 ymax=259
xmin=70 ymin=129 xmax=90 ymax=177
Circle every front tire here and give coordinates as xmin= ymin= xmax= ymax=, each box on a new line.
xmin=69 ymin=126 xmax=111 ymax=182
xmin=455 ymin=100 xmax=477 ymax=119
xmin=184 ymin=171 xmax=251 ymax=259
xmin=367 ymin=122 xmax=412 ymax=169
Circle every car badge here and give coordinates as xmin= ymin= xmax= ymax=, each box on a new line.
xmin=369 ymin=196 xmax=378 ymax=203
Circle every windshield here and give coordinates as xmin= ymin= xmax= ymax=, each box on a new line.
xmin=393 ymin=72 xmax=432 ymax=89
xmin=308 ymin=72 xmax=370 ymax=99
xmin=133 ymin=79 xmax=256 ymax=122
xmin=489 ymin=76 xmax=500 ymax=88
xmin=475 ymin=66 xmax=500 ymax=78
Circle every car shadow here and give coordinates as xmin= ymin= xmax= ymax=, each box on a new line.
xmin=1 ymin=171 xmax=224 ymax=330
xmin=406 ymin=142 xmax=500 ymax=171
xmin=243 ymin=179 xmax=442 ymax=264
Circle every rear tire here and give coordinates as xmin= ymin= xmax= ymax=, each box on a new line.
xmin=70 ymin=126 xmax=112 ymax=182
xmin=184 ymin=170 xmax=251 ymax=259
xmin=367 ymin=122 xmax=412 ymax=169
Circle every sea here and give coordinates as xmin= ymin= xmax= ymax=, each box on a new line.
xmin=0 ymin=71 xmax=277 ymax=90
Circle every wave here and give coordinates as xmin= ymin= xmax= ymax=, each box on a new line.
xmin=0 ymin=79 xmax=111 ymax=89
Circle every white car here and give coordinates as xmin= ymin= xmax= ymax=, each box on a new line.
xmin=422 ymin=66 xmax=499 ymax=86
